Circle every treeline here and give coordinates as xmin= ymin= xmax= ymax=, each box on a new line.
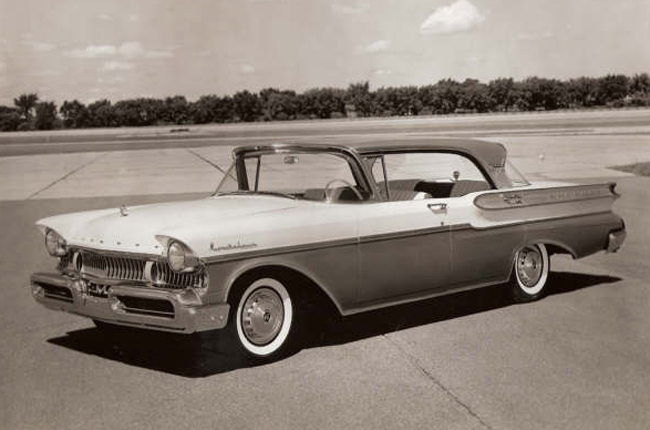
xmin=1 ymin=73 xmax=650 ymax=132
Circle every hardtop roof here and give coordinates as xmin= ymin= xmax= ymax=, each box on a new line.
xmin=234 ymin=137 xmax=508 ymax=168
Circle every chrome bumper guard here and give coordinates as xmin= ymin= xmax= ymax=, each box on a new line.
xmin=30 ymin=272 xmax=229 ymax=333
xmin=606 ymin=229 xmax=626 ymax=253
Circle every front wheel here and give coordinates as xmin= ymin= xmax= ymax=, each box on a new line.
xmin=509 ymin=243 xmax=550 ymax=302
xmin=229 ymin=277 xmax=295 ymax=359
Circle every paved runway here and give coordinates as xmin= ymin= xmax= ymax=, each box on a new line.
xmin=1 ymin=111 xmax=649 ymax=429
xmin=2 ymin=133 xmax=650 ymax=201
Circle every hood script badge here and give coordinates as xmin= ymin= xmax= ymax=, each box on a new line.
xmin=210 ymin=240 xmax=257 ymax=252
xmin=119 ymin=205 xmax=129 ymax=217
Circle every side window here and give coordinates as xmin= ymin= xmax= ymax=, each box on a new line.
xmin=369 ymin=152 xmax=491 ymax=201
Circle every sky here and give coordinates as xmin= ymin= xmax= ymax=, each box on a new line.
xmin=0 ymin=0 xmax=649 ymax=105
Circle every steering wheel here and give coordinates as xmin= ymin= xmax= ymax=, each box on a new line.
xmin=324 ymin=178 xmax=364 ymax=202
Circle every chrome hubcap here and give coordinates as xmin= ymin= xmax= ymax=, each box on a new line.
xmin=517 ymin=246 xmax=543 ymax=288
xmin=241 ymin=287 xmax=284 ymax=346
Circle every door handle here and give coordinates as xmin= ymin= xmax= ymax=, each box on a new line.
xmin=427 ymin=203 xmax=447 ymax=213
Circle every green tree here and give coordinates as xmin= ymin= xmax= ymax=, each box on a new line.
xmin=113 ymin=98 xmax=162 ymax=126
xmin=630 ymin=73 xmax=650 ymax=94
xmin=34 ymin=101 xmax=59 ymax=130
xmin=458 ymin=79 xmax=494 ymax=113
xmin=60 ymin=100 xmax=89 ymax=128
xmin=13 ymin=93 xmax=39 ymax=126
xmin=433 ymin=79 xmax=461 ymax=113
xmin=345 ymin=82 xmax=374 ymax=117
xmin=567 ymin=77 xmax=598 ymax=107
xmin=300 ymin=88 xmax=345 ymax=119
xmin=597 ymin=74 xmax=629 ymax=104
xmin=260 ymin=88 xmax=300 ymax=120
xmin=87 ymin=99 xmax=115 ymax=127
xmin=0 ymin=106 xmax=22 ymax=131
xmin=233 ymin=90 xmax=261 ymax=122
xmin=417 ymin=85 xmax=443 ymax=114
xmin=161 ymin=95 xmax=189 ymax=124
xmin=488 ymin=78 xmax=515 ymax=111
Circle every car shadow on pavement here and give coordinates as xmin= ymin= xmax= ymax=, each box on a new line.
xmin=47 ymin=270 xmax=620 ymax=378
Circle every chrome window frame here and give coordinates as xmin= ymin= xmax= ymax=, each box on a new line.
xmin=361 ymin=148 xmax=498 ymax=202
xmin=227 ymin=144 xmax=382 ymax=202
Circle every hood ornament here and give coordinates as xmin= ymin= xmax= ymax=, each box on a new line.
xmin=119 ymin=205 xmax=129 ymax=217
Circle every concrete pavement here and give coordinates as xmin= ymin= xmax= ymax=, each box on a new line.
xmin=1 ymin=111 xmax=649 ymax=429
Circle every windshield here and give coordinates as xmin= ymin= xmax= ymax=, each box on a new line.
xmin=215 ymin=151 xmax=368 ymax=202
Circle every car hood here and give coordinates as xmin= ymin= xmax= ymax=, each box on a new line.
xmin=37 ymin=196 xmax=300 ymax=256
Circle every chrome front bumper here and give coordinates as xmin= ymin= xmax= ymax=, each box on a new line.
xmin=30 ymin=272 xmax=229 ymax=333
xmin=606 ymin=228 xmax=627 ymax=253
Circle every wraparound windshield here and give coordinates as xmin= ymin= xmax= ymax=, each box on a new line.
xmin=215 ymin=152 xmax=368 ymax=201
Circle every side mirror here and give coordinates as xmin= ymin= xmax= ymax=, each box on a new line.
xmin=452 ymin=170 xmax=460 ymax=181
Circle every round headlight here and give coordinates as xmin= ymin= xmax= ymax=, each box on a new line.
xmin=45 ymin=229 xmax=67 ymax=256
xmin=167 ymin=240 xmax=199 ymax=273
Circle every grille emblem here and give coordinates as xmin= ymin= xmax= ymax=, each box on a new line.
xmin=86 ymin=283 xmax=111 ymax=298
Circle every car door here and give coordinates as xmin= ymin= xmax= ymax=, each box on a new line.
xmin=356 ymin=199 xmax=451 ymax=305
xmin=439 ymin=163 xmax=523 ymax=291
xmin=354 ymin=153 xmax=453 ymax=307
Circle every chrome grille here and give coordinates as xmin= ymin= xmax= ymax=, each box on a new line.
xmin=151 ymin=262 xmax=202 ymax=289
xmin=77 ymin=250 xmax=204 ymax=289
xmin=82 ymin=251 xmax=146 ymax=281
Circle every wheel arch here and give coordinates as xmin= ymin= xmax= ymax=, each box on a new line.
xmin=505 ymin=239 xmax=573 ymax=280
xmin=543 ymin=241 xmax=578 ymax=258
xmin=224 ymin=262 xmax=344 ymax=316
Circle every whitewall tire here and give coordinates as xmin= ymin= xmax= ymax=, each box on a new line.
xmin=510 ymin=243 xmax=550 ymax=302
xmin=234 ymin=278 xmax=294 ymax=358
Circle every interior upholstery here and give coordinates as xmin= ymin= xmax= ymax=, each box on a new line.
xmin=377 ymin=179 xmax=422 ymax=201
xmin=304 ymin=179 xmax=490 ymax=202
xmin=303 ymin=187 xmax=363 ymax=201
xmin=378 ymin=179 xmax=490 ymax=201
xmin=449 ymin=180 xmax=490 ymax=197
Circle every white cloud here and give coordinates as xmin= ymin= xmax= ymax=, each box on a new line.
xmin=64 ymin=42 xmax=173 ymax=61
xmin=145 ymin=50 xmax=174 ymax=59
xmin=97 ymin=75 xmax=125 ymax=84
xmin=331 ymin=3 xmax=368 ymax=14
xmin=91 ymin=86 xmax=118 ymax=93
xmin=240 ymin=64 xmax=255 ymax=73
xmin=30 ymin=69 xmax=61 ymax=77
xmin=32 ymin=42 xmax=57 ymax=52
xmin=129 ymin=14 xmax=139 ymax=21
xmin=118 ymin=41 xmax=144 ymax=58
xmin=373 ymin=69 xmax=393 ymax=76
xmin=98 ymin=14 xmax=113 ymax=21
xmin=23 ymin=41 xmax=57 ymax=52
xmin=65 ymin=44 xmax=116 ymax=58
xmin=364 ymin=39 xmax=390 ymax=53
xmin=420 ymin=0 xmax=485 ymax=35
xmin=0 ymin=39 xmax=12 ymax=55
xmin=100 ymin=61 xmax=134 ymax=72
xmin=515 ymin=31 xmax=553 ymax=41
xmin=464 ymin=55 xmax=483 ymax=64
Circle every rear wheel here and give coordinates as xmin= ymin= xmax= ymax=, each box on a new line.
xmin=509 ymin=243 xmax=550 ymax=302
xmin=228 ymin=276 xmax=296 ymax=360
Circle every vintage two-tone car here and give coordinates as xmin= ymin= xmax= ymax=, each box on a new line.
xmin=31 ymin=139 xmax=626 ymax=359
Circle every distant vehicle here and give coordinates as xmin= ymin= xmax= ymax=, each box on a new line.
xmin=31 ymin=139 xmax=626 ymax=359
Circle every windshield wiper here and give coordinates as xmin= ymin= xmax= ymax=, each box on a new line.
xmin=215 ymin=190 xmax=297 ymax=200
